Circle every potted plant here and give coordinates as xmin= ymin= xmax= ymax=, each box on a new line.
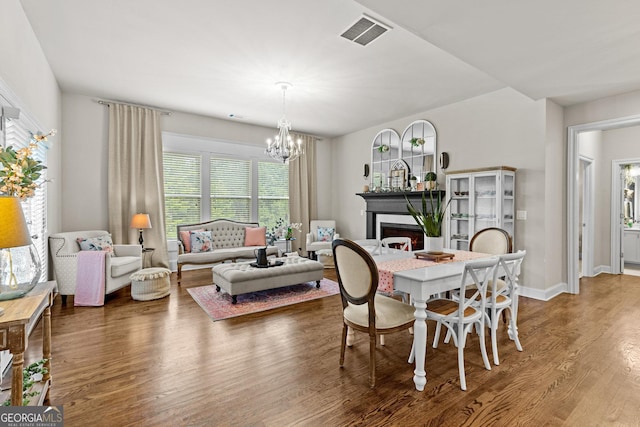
xmin=409 ymin=175 xmax=417 ymax=191
xmin=424 ymin=171 xmax=437 ymax=191
xmin=405 ymin=191 xmax=451 ymax=253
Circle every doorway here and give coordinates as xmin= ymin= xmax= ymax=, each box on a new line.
xmin=567 ymin=114 xmax=640 ymax=294
xmin=578 ymin=156 xmax=594 ymax=278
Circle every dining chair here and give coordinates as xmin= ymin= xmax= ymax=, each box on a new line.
xmin=469 ymin=227 xmax=512 ymax=255
xmin=414 ymin=257 xmax=499 ymax=391
xmin=381 ymin=236 xmax=412 ymax=252
xmin=352 ymin=239 xmax=382 ymax=255
xmin=332 ymin=238 xmax=416 ymax=388
xmin=485 ymin=250 xmax=526 ymax=365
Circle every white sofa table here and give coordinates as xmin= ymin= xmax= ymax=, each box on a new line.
xmin=212 ymin=257 xmax=324 ymax=304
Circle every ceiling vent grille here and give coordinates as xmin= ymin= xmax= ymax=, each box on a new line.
xmin=340 ymin=15 xmax=390 ymax=46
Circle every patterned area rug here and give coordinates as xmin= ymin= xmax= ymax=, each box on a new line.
xmin=187 ymin=279 xmax=340 ymax=321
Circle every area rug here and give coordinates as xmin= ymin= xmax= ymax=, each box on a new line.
xmin=187 ymin=279 xmax=340 ymax=321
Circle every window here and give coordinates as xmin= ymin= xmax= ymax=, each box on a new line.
xmin=258 ymin=161 xmax=289 ymax=228
xmin=162 ymin=133 xmax=289 ymax=240
xmin=0 ymin=97 xmax=49 ymax=282
xmin=163 ymin=152 xmax=201 ymax=239
xmin=210 ymin=157 xmax=251 ymax=222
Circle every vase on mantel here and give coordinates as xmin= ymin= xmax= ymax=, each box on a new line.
xmin=424 ymin=236 xmax=444 ymax=254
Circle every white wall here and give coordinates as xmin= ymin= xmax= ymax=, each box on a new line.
xmin=60 ymin=93 xmax=332 ymax=231
xmin=329 ymin=87 xmax=555 ymax=292
xmin=0 ymin=0 xmax=62 ymax=234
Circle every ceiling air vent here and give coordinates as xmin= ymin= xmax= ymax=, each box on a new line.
xmin=340 ymin=14 xmax=391 ymax=46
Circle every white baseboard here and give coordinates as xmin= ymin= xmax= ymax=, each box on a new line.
xmin=519 ymin=281 xmax=567 ymax=301
xmin=593 ymin=265 xmax=611 ymax=275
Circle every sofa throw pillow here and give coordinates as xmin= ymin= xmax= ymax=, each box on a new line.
xmin=317 ymin=227 xmax=335 ymax=242
xmin=190 ymin=230 xmax=213 ymax=253
xmin=179 ymin=229 xmax=204 ymax=253
xmin=245 ymin=226 xmax=267 ymax=246
xmin=77 ymin=234 xmax=114 ymax=253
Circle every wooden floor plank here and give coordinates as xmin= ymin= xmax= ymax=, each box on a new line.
xmin=18 ymin=268 xmax=640 ymax=426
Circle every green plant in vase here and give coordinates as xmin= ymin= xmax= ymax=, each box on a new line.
xmin=424 ymin=171 xmax=437 ymax=190
xmin=2 ymin=359 xmax=48 ymax=406
xmin=405 ymin=191 xmax=451 ymax=252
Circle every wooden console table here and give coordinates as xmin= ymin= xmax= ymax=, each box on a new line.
xmin=0 ymin=281 xmax=55 ymax=406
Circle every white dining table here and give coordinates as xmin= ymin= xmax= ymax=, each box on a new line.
xmin=374 ymin=249 xmax=496 ymax=391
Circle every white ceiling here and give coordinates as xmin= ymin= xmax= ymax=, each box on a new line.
xmin=19 ymin=0 xmax=640 ymax=138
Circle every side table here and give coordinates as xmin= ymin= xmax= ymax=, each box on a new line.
xmin=142 ymin=247 xmax=155 ymax=268
xmin=0 ymin=281 xmax=55 ymax=406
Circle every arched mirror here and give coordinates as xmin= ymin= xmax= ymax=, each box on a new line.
xmin=400 ymin=120 xmax=437 ymax=182
xmin=371 ymin=128 xmax=400 ymax=190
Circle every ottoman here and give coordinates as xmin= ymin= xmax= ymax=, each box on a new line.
xmin=212 ymin=257 xmax=324 ymax=304
xmin=316 ymin=249 xmax=335 ymax=269
xmin=130 ymin=267 xmax=171 ymax=301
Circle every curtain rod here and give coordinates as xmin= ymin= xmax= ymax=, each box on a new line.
xmin=95 ymin=98 xmax=172 ymax=116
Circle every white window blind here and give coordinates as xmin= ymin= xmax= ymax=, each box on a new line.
xmin=210 ymin=157 xmax=251 ymax=222
xmin=258 ymin=161 xmax=289 ymax=227
xmin=1 ymin=111 xmax=49 ymax=282
xmin=163 ymin=152 xmax=201 ymax=239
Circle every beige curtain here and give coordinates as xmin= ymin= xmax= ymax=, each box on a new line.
xmin=108 ymin=103 xmax=169 ymax=268
xmin=289 ymin=133 xmax=317 ymax=255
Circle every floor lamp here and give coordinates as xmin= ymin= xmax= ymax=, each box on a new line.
xmin=130 ymin=213 xmax=152 ymax=248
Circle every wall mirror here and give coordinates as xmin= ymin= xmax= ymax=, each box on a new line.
xmin=370 ymin=128 xmax=400 ymax=190
xmin=400 ymin=120 xmax=437 ymax=181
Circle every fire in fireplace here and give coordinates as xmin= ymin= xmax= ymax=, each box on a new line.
xmin=380 ymin=222 xmax=424 ymax=250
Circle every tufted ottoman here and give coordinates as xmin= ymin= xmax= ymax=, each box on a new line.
xmin=130 ymin=267 xmax=171 ymax=301
xmin=212 ymin=257 xmax=324 ymax=304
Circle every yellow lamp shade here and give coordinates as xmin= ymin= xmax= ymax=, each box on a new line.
xmin=130 ymin=213 xmax=152 ymax=229
xmin=0 ymin=196 xmax=32 ymax=249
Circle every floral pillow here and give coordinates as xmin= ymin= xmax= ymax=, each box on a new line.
xmin=77 ymin=234 xmax=114 ymax=253
xmin=190 ymin=230 xmax=213 ymax=253
xmin=317 ymin=227 xmax=335 ymax=242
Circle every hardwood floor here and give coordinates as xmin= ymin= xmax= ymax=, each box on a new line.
xmin=20 ymin=269 xmax=640 ymax=426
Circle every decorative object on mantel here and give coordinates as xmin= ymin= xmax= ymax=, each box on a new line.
xmin=410 ymin=175 xmax=418 ymax=191
xmin=0 ymin=196 xmax=41 ymax=303
xmin=406 ymin=191 xmax=451 ymax=253
xmin=0 ymin=129 xmax=56 ymax=199
xmin=424 ymin=171 xmax=437 ymax=191
xmin=130 ymin=213 xmax=152 ymax=248
xmin=265 ymin=82 xmax=303 ymax=164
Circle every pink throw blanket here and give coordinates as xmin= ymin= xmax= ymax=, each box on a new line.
xmin=74 ymin=251 xmax=107 ymax=306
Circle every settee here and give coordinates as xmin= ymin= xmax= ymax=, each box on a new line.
xmin=49 ymin=230 xmax=143 ymax=303
xmin=176 ymin=219 xmax=278 ymax=282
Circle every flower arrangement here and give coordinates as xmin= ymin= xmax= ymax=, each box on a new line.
xmin=377 ymin=144 xmax=390 ymax=153
xmin=0 ymin=129 xmax=56 ymax=199
xmin=266 ymin=218 xmax=303 ymax=244
xmin=410 ymin=137 xmax=425 ymax=147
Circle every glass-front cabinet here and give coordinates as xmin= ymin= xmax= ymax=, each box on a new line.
xmin=445 ymin=166 xmax=516 ymax=251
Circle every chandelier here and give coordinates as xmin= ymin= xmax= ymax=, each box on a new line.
xmin=265 ymin=82 xmax=303 ymax=163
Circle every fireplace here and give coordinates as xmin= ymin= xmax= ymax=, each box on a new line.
xmin=380 ymin=222 xmax=424 ymax=250
xmin=357 ymin=190 xmax=445 ymax=245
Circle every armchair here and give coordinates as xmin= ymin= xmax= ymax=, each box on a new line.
xmin=306 ymin=220 xmax=339 ymax=259
xmin=49 ymin=230 xmax=142 ymax=303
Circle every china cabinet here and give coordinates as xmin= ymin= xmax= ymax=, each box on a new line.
xmin=445 ymin=166 xmax=516 ymax=251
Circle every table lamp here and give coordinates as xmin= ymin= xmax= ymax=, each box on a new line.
xmin=130 ymin=213 xmax=152 ymax=248
xmin=0 ymin=196 xmax=41 ymax=308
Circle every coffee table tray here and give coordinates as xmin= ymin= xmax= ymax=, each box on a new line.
xmin=250 ymin=260 xmax=285 ymax=269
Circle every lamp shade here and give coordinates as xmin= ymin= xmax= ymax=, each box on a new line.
xmin=130 ymin=213 xmax=152 ymax=229
xmin=0 ymin=196 xmax=32 ymax=249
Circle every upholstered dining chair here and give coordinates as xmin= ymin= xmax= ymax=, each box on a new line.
xmin=332 ymin=238 xmax=415 ymax=388
xmin=381 ymin=237 xmax=412 ymax=252
xmin=469 ymin=227 xmax=512 ymax=255
xmin=416 ymin=257 xmax=499 ymax=391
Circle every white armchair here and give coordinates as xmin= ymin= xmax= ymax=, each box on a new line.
xmin=49 ymin=230 xmax=142 ymax=304
xmin=306 ymin=220 xmax=339 ymax=259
